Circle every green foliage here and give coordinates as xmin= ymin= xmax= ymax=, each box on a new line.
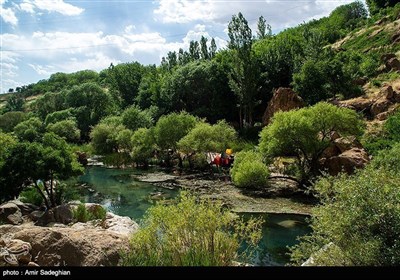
xmin=0 ymin=132 xmax=17 ymax=171
xmin=121 ymin=191 xmax=262 ymax=266
xmin=64 ymin=82 xmax=115 ymax=140
xmin=107 ymin=62 xmax=146 ymax=107
xmin=90 ymin=123 xmax=125 ymax=154
xmin=154 ymin=111 xmax=198 ymax=151
xmin=0 ymin=133 xmax=83 ymax=207
xmin=19 ymin=187 xmax=43 ymax=206
xmin=121 ymin=105 xmax=153 ymax=131
xmin=160 ymin=60 xmax=236 ymax=123
xmin=73 ymin=203 xmax=107 ymax=222
xmin=44 ymin=109 xmax=75 ymax=125
xmin=370 ymin=142 xmax=400 ymax=173
xmin=231 ymin=150 xmax=269 ymax=189
xmin=130 ymin=128 xmax=155 ymax=166
xmin=46 ymin=119 xmax=80 ymax=143
xmin=290 ymin=165 xmax=400 ymax=266
xmin=13 ymin=117 xmax=44 ymax=142
xmin=4 ymin=94 xmax=25 ymax=113
xmin=0 ymin=111 xmax=26 ymax=133
xmin=73 ymin=204 xmax=90 ymax=223
xmin=32 ymin=91 xmax=66 ymax=120
xmin=366 ymin=0 xmax=398 ymax=15
xmin=259 ymin=102 xmax=363 ymax=182
xmin=384 ymin=108 xmax=400 ymax=142
xmin=178 ymin=120 xmax=237 ymax=153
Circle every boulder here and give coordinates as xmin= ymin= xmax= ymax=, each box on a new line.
xmin=262 ymin=87 xmax=304 ymax=125
xmin=333 ymin=136 xmax=363 ymax=153
xmin=6 ymin=239 xmax=32 ymax=264
xmin=386 ymin=57 xmax=400 ymax=71
xmin=103 ymin=212 xmax=139 ymax=236
xmin=324 ymin=148 xmax=369 ymax=176
xmin=371 ymin=98 xmax=392 ymax=117
xmin=339 ymin=97 xmax=373 ymax=114
xmin=379 ymin=85 xmax=394 ymax=100
xmin=0 ymin=221 xmax=135 ymax=266
xmin=7 ymin=200 xmax=39 ymax=215
xmin=29 ymin=210 xmax=45 ymax=222
xmin=36 ymin=205 xmax=73 ymax=226
xmin=0 ymin=202 xmax=23 ymax=225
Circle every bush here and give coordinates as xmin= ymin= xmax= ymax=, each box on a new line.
xmin=19 ymin=187 xmax=43 ymax=206
xmin=73 ymin=204 xmax=90 ymax=223
xmin=73 ymin=203 xmax=107 ymax=222
xmin=370 ymin=142 xmax=400 ymax=173
xmin=290 ymin=166 xmax=400 ymax=266
xmin=121 ymin=191 xmax=262 ymax=266
xmin=231 ymin=150 xmax=269 ymax=189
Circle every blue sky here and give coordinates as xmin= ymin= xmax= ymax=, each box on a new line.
xmin=1 ymin=0 xmax=364 ymax=93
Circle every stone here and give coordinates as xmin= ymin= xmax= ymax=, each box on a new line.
xmin=376 ymin=111 xmax=390 ymax=121
xmin=0 ymin=218 xmax=135 ymax=266
xmin=0 ymin=202 xmax=23 ymax=225
xmin=7 ymin=200 xmax=39 ymax=215
xmin=36 ymin=205 xmax=73 ymax=226
xmin=103 ymin=212 xmax=139 ymax=236
xmin=6 ymin=239 xmax=32 ymax=264
xmin=333 ymin=136 xmax=363 ymax=153
xmin=379 ymin=85 xmax=394 ymax=100
xmin=262 ymin=87 xmax=305 ymax=125
xmin=28 ymin=262 xmax=39 ymax=267
xmin=324 ymin=148 xmax=369 ymax=176
xmin=386 ymin=57 xmax=400 ymax=71
xmin=29 ymin=210 xmax=45 ymax=222
xmin=339 ymin=97 xmax=373 ymax=114
xmin=322 ymin=144 xmax=341 ymax=159
xmin=371 ymin=98 xmax=392 ymax=117
xmin=392 ymin=31 xmax=400 ymax=44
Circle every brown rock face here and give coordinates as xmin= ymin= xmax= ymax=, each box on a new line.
xmin=0 ymin=223 xmax=133 ymax=266
xmin=333 ymin=136 xmax=363 ymax=153
xmin=0 ymin=202 xmax=23 ymax=225
xmin=324 ymin=148 xmax=369 ymax=176
xmin=262 ymin=87 xmax=305 ymax=125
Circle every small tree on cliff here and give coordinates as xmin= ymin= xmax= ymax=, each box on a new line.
xmin=259 ymin=102 xmax=364 ymax=185
xmin=0 ymin=133 xmax=83 ymax=208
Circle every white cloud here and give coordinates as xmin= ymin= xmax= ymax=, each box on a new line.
xmin=0 ymin=0 xmax=18 ymax=25
xmin=154 ymin=0 xmax=214 ymax=23
xmin=28 ymin=64 xmax=55 ymax=76
xmin=19 ymin=0 xmax=84 ymax=16
xmin=154 ymin=0 xmax=360 ymax=32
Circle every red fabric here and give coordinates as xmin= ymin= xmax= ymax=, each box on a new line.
xmin=213 ymin=155 xmax=221 ymax=166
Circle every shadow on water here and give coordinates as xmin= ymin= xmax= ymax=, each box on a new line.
xmin=72 ymin=166 xmax=311 ymax=266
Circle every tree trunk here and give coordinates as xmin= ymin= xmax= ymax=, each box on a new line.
xmin=34 ymin=182 xmax=50 ymax=209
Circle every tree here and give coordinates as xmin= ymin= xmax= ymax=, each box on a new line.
xmin=256 ymin=16 xmax=272 ymax=39
xmin=90 ymin=123 xmax=126 ymax=154
xmin=209 ymin=38 xmax=217 ymax=59
xmin=160 ymin=60 xmax=237 ymax=123
xmin=189 ymin=40 xmax=200 ymax=60
xmin=44 ymin=109 xmax=75 ymax=126
xmin=46 ymin=119 xmax=80 ymax=143
xmin=107 ymin=62 xmax=145 ymax=108
xmin=13 ymin=117 xmax=45 ymax=142
xmin=290 ymin=165 xmax=400 ymax=265
xmin=121 ymin=105 xmax=153 ymax=131
xmin=121 ymin=191 xmax=262 ymax=266
xmin=366 ymin=0 xmax=398 ymax=15
xmin=154 ymin=112 xmax=198 ymax=151
xmin=130 ymin=128 xmax=155 ymax=167
xmin=4 ymin=94 xmax=25 ymax=112
xmin=65 ymin=82 xmax=114 ymax=140
xmin=228 ymin=12 xmax=260 ymax=127
xmin=178 ymin=120 xmax=237 ymax=154
xmin=259 ymin=102 xmax=364 ymax=184
xmin=200 ymin=36 xmax=209 ymax=60
xmin=0 ymin=133 xmax=83 ymax=207
xmin=32 ymin=91 xmax=66 ymax=120
xmin=0 ymin=111 xmax=26 ymax=132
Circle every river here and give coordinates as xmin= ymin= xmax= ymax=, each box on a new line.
xmin=72 ymin=166 xmax=311 ymax=266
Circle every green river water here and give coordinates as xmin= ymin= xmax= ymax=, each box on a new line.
xmin=75 ymin=166 xmax=311 ymax=266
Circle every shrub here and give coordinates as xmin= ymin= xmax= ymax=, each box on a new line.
xmin=88 ymin=204 xmax=107 ymax=221
xmin=73 ymin=204 xmax=90 ymax=223
xmin=19 ymin=187 xmax=44 ymax=206
xmin=230 ymin=150 xmax=269 ymax=189
xmin=121 ymin=191 xmax=262 ymax=266
xmin=290 ymin=166 xmax=400 ymax=266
